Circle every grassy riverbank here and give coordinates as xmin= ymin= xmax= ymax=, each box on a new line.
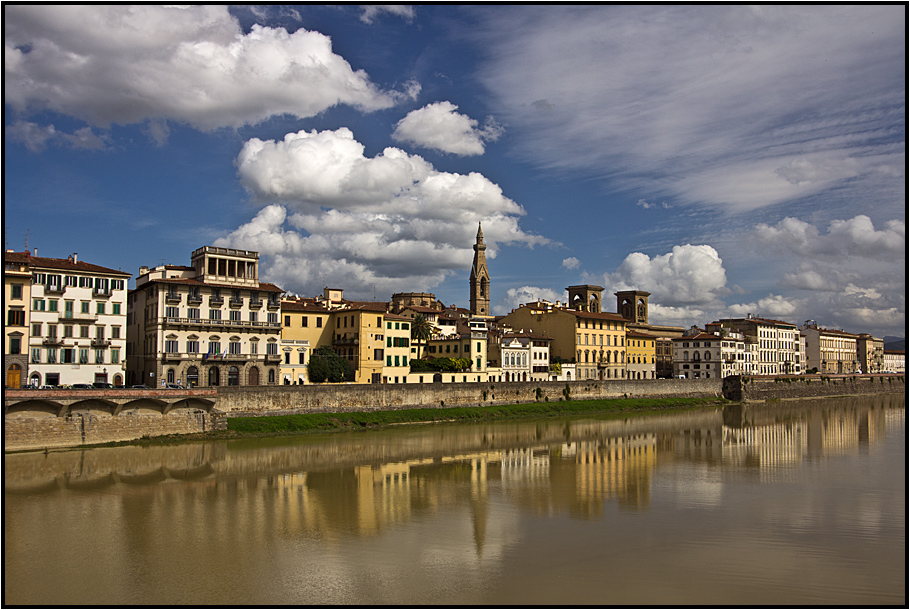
xmin=225 ymin=396 xmax=726 ymax=436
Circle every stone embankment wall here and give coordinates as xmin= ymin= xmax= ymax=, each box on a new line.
xmin=722 ymin=374 xmax=905 ymax=402
xmin=217 ymin=378 xmax=723 ymax=416
xmin=4 ymin=410 xmax=227 ymax=453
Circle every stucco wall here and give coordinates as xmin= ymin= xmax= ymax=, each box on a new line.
xmin=216 ymin=378 xmax=724 ymax=416
xmin=722 ymin=374 xmax=905 ymax=402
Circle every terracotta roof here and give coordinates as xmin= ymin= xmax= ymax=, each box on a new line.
xmin=281 ymin=300 xmax=331 ymax=313
xmin=384 ymin=313 xmax=412 ymax=321
xmin=342 ymin=301 xmax=389 ymax=312
xmin=572 ymin=310 xmax=628 ymax=322
xmin=5 ymin=251 xmax=130 ymax=277
xmin=626 ymin=330 xmax=658 ymax=339
xmin=673 ymin=333 xmax=723 ymax=342
xmin=401 ymin=305 xmax=442 ymax=314
xmin=502 ymin=331 xmax=552 ymax=341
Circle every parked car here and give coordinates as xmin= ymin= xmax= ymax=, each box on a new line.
xmin=38 ymin=385 xmax=59 ymax=390
xmin=92 ymin=382 xmax=115 ymax=389
xmin=164 ymin=383 xmax=183 ymax=389
xmin=131 ymin=384 xmax=150 ymax=389
xmin=71 ymin=383 xmax=94 ymax=389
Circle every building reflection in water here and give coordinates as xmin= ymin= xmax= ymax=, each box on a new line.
xmin=5 ymin=395 xmax=903 ymax=553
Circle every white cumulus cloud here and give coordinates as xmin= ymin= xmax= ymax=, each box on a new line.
xmin=727 ymin=294 xmax=803 ymax=318
xmin=218 ymin=128 xmax=549 ymax=299
xmin=601 ymin=244 xmax=728 ymax=307
xmin=4 ymin=5 xmax=415 ymax=134
xmin=392 ymin=101 xmax=504 ymax=156
xmin=495 ymin=286 xmax=567 ymax=315
xmin=562 ymin=257 xmax=580 ymax=270
xmin=360 ymin=5 xmax=416 ymax=24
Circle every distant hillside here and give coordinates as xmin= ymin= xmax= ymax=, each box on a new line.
xmin=883 ymin=336 xmax=905 ymax=351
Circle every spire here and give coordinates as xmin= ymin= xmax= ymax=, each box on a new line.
xmin=476 ymin=222 xmax=484 ymax=242
xmin=470 ymin=222 xmax=490 ymax=315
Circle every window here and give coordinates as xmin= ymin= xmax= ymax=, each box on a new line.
xmin=298 ymin=352 xmax=305 ymax=365
xmin=249 ymin=312 xmax=258 ymax=323
xmin=7 ymin=310 xmax=25 ymax=326
xmin=111 ymin=326 xmax=120 ymax=339
xmin=9 ymin=337 xmax=21 ymax=355
xmin=47 ymin=348 xmax=57 ymax=364
xmin=48 ymin=300 xmax=58 ymax=312
xmin=32 ymin=323 xmax=42 ymax=336
xmin=96 ymin=303 xmax=105 ymax=315
xmin=301 ymin=316 xmax=308 ymax=327
xmin=11 ymin=284 xmax=22 ymax=299
xmin=230 ymin=310 xmax=241 ymax=322
xmin=81 ymin=326 xmax=89 ymax=338
xmin=387 ymin=355 xmax=392 ymax=366
xmin=285 ymin=315 xmax=291 ymax=327
xmin=31 ymin=348 xmax=41 ymax=363
xmin=250 ymin=341 xmax=258 ymax=355
xmin=268 ymin=313 xmax=278 ymax=324
xmin=81 ymin=301 xmax=90 ymax=314
xmin=316 ymin=317 xmax=322 ymax=328
xmin=165 ymin=340 xmax=179 ymax=353
xmin=166 ymin=306 xmax=179 ymax=318
xmin=230 ymin=341 xmax=241 ymax=355
xmin=228 ymin=366 xmax=240 ymax=386
xmin=33 ymin=299 xmax=45 ymax=311
xmin=208 ymin=342 xmax=221 ymax=356
xmin=209 ymin=309 xmax=221 ymax=320
xmin=187 ymin=340 xmax=199 ymax=353
xmin=79 ymin=348 xmax=89 ymax=364
xmin=266 ymin=342 xmax=278 ymax=355
xmin=64 ymin=325 xmax=73 ymax=338
xmin=62 ymin=348 xmax=74 ymax=363
xmin=284 ymin=352 xmax=291 ymax=364
xmin=188 ymin=308 xmax=200 ymax=319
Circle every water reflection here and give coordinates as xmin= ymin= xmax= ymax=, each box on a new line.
xmin=5 ymin=394 xmax=904 ymax=605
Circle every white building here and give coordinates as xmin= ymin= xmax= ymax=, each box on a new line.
xmin=673 ymin=330 xmax=748 ymax=379
xmin=15 ymin=251 xmax=130 ymax=387
xmin=713 ymin=316 xmax=801 ymax=375
xmin=127 ymin=246 xmax=284 ymax=387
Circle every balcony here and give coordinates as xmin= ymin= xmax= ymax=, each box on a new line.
xmin=266 ymin=300 xmax=280 ymax=310
xmin=333 ymin=335 xmax=359 ymax=346
xmin=265 ymin=353 xmax=282 ymax=362
xmin=162 ymin=316 xmax=281 ymax=330
xmin=92 ymin=287 xmax=113 ymax=299
xmin=249 ymin=298 xmax=262 ymax=309
xmin=229 ymin=297 xmax=244 ymax=308
xmin=45 ymin=284 xmax=66 ymax=295
xmin=91 ymin=338 xmax=111 ymax=348
xmin=165 ymin=292 xmax=182 ymax=304
xmin=209 ymin=296 xmax=224 ymax=307
xmin=42 ymin=337 xmax=64 ymax=346
xmin=187 ymin=293 xmax=203 ymax=305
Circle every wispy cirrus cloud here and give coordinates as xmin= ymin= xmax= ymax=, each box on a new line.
xmin=475 ymin=5 xmax=905 ymax=216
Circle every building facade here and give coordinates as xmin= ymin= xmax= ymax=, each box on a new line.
xmin=802 ymin=323 xmax=858 ymax=374
xmin=673 ymin=330 xmax=746 ymax=379
xmin=856 ymin=334 xmax=885 ymax=374
xmin=9 ymin=251 xmax=130 ymax=387
xmin=279 ymin=298 xmax=333 ymax=385
xmin=882 ymin=350 xmax=904 ymax=374
xmin=127 ymin=246 xmax=283 ymax=387
xmin=626 ymin=330 xmax=657 ymax=380
xmin=713 ymin=316 xmax=801 ymax=375
xmin=4 ymin=251 xmax=32 ymax=387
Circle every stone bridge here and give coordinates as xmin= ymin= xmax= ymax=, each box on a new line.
xmin=4 ymin=388 xmax=224 ymax=452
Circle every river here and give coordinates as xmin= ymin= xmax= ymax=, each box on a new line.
xmin=4 ymin=394 xmax=905 ymax=605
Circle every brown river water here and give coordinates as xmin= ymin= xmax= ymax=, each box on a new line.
xmin=4 ymin=394 xmax=905 ymax=605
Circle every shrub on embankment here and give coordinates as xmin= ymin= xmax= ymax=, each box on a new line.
xmin=227 ymin=396 xmax=724 ymax=434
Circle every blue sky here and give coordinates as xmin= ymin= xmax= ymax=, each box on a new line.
xmin=5 ymin=5 xmax=906 ymax=338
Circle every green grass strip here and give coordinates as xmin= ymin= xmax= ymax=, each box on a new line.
xmin=226 ymin=396 xmax=724 ymax=435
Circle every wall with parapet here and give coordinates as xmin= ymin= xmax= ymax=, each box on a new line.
xmin=216 ymin=378 xmax=723 ymax=415
xmin=4 ymin=409 xmax=227 ymax=452
xmin=722 ymin=374 xmax=905 ymax=402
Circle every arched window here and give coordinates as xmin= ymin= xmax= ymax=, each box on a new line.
xmin=704 ymin=351 xmax=711 ymax=361
xmin=693 ymin=351 xmax=700 ymax=361
xmin=268 ymin=368 xmax=276 ymax=384
xmin=167 ymin=368 xmax=175 ymax=383
xmin=187 ymin=366 xmax=199 ymax=387
xmin=228 ymin=366 xmax=240 ymax=386
xmin=208 ymin=366 xmax=220 ymax=386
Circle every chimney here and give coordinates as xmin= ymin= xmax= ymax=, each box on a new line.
xmin=33 ymin=248 xmax=37 ymax=257
xmin=72 ymin=253 xmax=78 ymax=263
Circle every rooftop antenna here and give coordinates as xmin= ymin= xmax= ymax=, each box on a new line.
xmin=24 ymin=229 xmax=29 ymax=252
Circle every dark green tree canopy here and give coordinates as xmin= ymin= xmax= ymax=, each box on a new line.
xmin=307 ymin=345 xmax=354 ymax=383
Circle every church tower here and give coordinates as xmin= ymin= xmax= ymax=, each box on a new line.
xmin=470 ymin=223 xmax=490 ymax=316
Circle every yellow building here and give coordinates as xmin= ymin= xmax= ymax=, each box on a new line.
xmin=625 ymin=330 xmax=656 ymax=380
xmin=4 ymin=251 xmax=32 ymax=388
xmin=279 ymin=299 xmax=333 ymax=384
xmin=802 ymin=323 xmax=858 ymax=374
xmin=500 ymin=293 xmax=627 ymax=381
xmin=383 ymin=313 xmax=411 ymax=383
xmin=331 ymin=306 xmax=388 ymax=384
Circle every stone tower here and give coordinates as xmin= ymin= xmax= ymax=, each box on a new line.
xmin=616 ymin=290 xmax=650 ymax=324
xmin=470 ymin=223 xmax=490 ymax=316
xmin=566 ymin=285 xmax=604 ymax=312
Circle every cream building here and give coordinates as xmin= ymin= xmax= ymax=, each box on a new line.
xmin=714 ymin=315 xmax=801 ymax=375
xmin=882 ymin=350 xmax=904 ymax=374
xmin=801 ymin=323 xmax=859 ymax=374
xmin=127 ymin=246 xmax=283 ymax=387
xmin=8 ymin=250 xmax=130 ymax=387
xmin=489 ymin=330 xmax=552 ymax=382
xmin=4 ymin=251 xmax=32 ymax=388
xmin=673 ymin=330 xmax=747 ymax=379
xmin=856 ymin=334 xmax=884 ymax=374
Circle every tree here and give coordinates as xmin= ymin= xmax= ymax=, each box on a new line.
xmin=410 ymin=313 xmax=433 ymax=360
xmin=307 ymin=346 xmax=354 ymax=383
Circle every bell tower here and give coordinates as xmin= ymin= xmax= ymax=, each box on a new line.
xmin=470 ymin=223 xmax=490 ymax=316
xmin=616 ymin=290 xmax=650 ymax=324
